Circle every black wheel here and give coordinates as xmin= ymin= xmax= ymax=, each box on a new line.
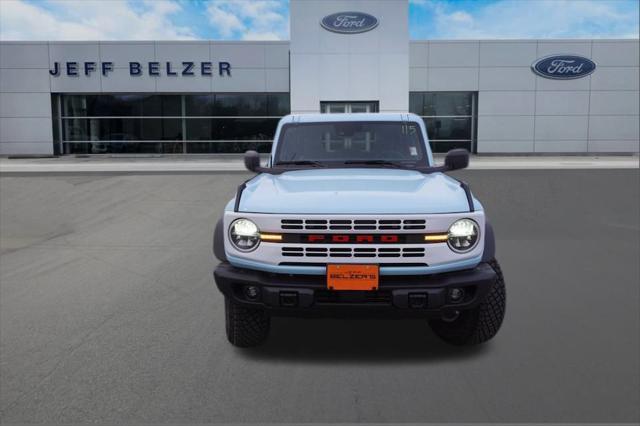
xmin=429 ymin=259 xmax=506 ymax=345
xmin=225 ymin=297 xmax=270 ymax=347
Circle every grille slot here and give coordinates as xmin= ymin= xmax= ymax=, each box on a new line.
xmin=281 ymin=219 xmax=303 ymax=230
xmin=282 ymin=247 xmax=303 ymax=257
xmin=281 ymin=218 xmax=426 ymax=231
xmin=281 ymin=247 xmax=425 ymax=258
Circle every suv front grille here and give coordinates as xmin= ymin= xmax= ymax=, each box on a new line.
xmin=281 ymin=247 xmax=425 ymax=258
xmin=281 ymin=218 xmax=426 ymax=231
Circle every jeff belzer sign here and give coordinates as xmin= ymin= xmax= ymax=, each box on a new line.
xmin=531 ymin=55 xmax=596 ymax=79
xmin=321 ymin=12 xmax=378 ymax=34
xmin=49 ymin=61 xmax=232 ymax=77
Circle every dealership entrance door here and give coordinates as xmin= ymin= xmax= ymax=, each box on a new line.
xmin=320 ymin=101 xmax=379 ymax=113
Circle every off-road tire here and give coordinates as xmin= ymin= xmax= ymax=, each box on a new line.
xmin=225 ymin=297 xmax=270 ymax=347
xmin=429 ymin=259 xmax=506 ymax=345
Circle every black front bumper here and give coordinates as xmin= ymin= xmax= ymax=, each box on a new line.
xmin=214 ymin=262 xmax=497 ymax=318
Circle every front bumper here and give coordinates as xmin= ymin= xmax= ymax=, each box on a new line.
xmin=214 ymin=262 xmax=497 ymax=318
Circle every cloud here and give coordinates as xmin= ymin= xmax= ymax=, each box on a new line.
xmin=205 ymin=0 xmax=288 ymax=40
xmin=0 ymin=0 xmax=196 ymax=40
xmin=413 ymin=0 xmax=639 ymax=39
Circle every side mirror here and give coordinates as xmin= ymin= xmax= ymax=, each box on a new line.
xmin=444 ymin=149 xmax=469 ymax=171
xmin=244 ymin=150 xmax=261 ymax=172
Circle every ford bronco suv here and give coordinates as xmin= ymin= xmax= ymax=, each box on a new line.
xmin=213 ymin=113 xmax=506 ymax=347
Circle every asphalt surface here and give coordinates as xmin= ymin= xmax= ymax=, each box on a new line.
xmin=0 ymin=169 xmax=638 ymax=424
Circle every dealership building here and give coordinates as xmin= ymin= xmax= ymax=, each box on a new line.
xmin=0 ymin=0 xmax=638 ymax=156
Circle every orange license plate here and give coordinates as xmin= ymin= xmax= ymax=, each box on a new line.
xmin=327 ymin=264 xmax=379 ymax=291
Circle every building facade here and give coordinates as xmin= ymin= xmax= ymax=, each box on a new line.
xmin=0 ymin=0 xmax=638 ymax=156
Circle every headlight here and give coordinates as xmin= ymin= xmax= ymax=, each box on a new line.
xmin=447 ymin=219 xmax=479 ymax=252
xmin=229 ymin=218 xmax=260 ymax=252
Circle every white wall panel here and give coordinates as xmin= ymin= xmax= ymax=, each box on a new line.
xmin=478 ymin=91 xmax=535 ymax=116
xmin=479 ymin=41 xmax=537 ymax=67
xmin=537 ymin=41 xmax=592 ymax=58
xmin=213 ymin=69 xmax=266 ymax=92
xmin=477 ymin=116 xmax=534 ymax=141
xmin=155 ymin=74 xmax=212 ymax=92
xmin=479 ymin=67 xmax=535 ymax=91
xmin=319 ymin=54 xmax=349 ymax=99
xmin=477 ymin=140 xmax=534 ymax=153
xmin=588 ymin=139 xmax=639 ymax=152
xmin=589 ymin=116 xmax=639 ymax=141
xmin=535 ymin=91 xmax=590 ymax=115
xmin=0 ymin=93 xmax=51 ymax=117
xmin=535 ymin=116 xmax=589 ymax=140
xmin=0 ymin=68 xmax=49 ymax=92
xmin=100 ymin=68 xmax=156 ymax=92
xmin=212 ymin=43 xmax=266 ymax=68
xmin=590 ymin=67 xmax=639 ymax=91
xmin=429 ymin=42 xmax=478 ymax=67
xmin=592 ymin=41 xmax=640 ymax=67
xmin=428 ymin=67 xmax=478 ymax=91
xmin=0 ymin=117 xmax=52 ymax=142
xmin=534 ymin=140 xmax=588 ymax=153
xmin=265 ymin=43 xmax=290 ymax=68
xmin=409 ymin=42 xmax=428 ymax=67
xmin=0 ymin=142 xmax=52 ymax=155
xmin=290 ymin=54 xmax=320 ymax=112
xmin=409 ymin=68 xmax=428 ymax=91
xmin=0 ymin=43 xmax=49 ymax=68
xmin=348 ymin=54 xmax=380 ymax=99
xmin=155 ymin=42 xmax=210 ymax=63
xmin=266 ymin=68 xmax=290 ymax=92
xmin=378 ymin=54 xmax=408 ymax=112
xmin=48 ymin=42 xmax=100 ymax=67
xmin=589 ymin=91 xmax=640 ymax=116
xmin=536 ymin=74 xmax=591 ymax=91
xmin=50 ymin=73 xmax=101 ymax=93
xmin=99 ymin=42 xmax=155 ymax=66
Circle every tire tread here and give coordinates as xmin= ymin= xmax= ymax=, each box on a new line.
xmin=225 ymin=298 xmax=270 ymax=347
xmin=429 ymin=259 xmax=506 ymax=345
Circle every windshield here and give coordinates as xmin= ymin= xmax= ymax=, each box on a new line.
xmin=274 ymin=121 xmax=427 ymax=166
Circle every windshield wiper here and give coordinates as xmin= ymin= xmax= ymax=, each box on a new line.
xmin=274 ymin=160 xmax=327 ymax=168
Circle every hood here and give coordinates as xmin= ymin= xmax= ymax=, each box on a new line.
xmin=235 ymin=168 xmax=479 ymax=214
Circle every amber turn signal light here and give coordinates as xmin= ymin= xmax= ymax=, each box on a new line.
xmin=260 ymin=233 xmax=283 ymax=241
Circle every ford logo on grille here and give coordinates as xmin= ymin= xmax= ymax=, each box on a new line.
xmin=321 ymin=12 xmax=379 ymax=34
xmin=531 ymin=55 xmax=596 ymax=80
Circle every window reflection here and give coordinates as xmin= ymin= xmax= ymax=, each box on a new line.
xmin=409 ymin=92 xmax=476 ymax=153
xmin=56 ymin=93 xmax=289 ymax=154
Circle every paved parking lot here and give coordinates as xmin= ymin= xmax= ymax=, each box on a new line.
xmin=0 ymin=169 xmax=638 ymax=424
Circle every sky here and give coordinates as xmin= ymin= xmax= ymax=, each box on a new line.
xmin=0 ymin=0 xmax=638 ymax=41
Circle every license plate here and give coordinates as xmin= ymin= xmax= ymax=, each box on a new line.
xmin=327 ymin=264 xmax=379 ymax=291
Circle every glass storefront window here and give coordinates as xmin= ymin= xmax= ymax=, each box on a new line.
xmin=184 ymin=94 xmax=290 ymax=116
xmin=62 ymin=118 xmax=182 ymax=141
xmin=423 ymin=117 xmax=472 ymax=140
xmin=64 ymin=142 xmax=183 ymax=155
xmin=409 ymin=91 xmax=476 ymax=153
xmin=63 ymin=94 xmax=181 ymax=117
xmin=186 ymin=142 xmax=273 ymax=154
xmin=56 ymin=93 xmax=289 ymax=154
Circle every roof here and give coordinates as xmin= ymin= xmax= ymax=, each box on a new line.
xmin=280 ymin=113 xmax=423 ymax=123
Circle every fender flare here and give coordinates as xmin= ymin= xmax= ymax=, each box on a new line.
xmin=213 ymin=217 xmax=227 ymax=262
xmin=481 ymin=221 xmax=496 ymax=263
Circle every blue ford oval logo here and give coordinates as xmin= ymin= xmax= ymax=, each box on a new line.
xmin=321 ymin=12 xmax=379 ymax=34
xmin=532 ymin=55 xmax=596 ymax=80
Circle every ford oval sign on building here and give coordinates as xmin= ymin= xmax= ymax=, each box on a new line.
xmin=321 ymin=12 xmax=379 ymax=34
xmin=531 ymin=55 xmax=596 ymax=80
